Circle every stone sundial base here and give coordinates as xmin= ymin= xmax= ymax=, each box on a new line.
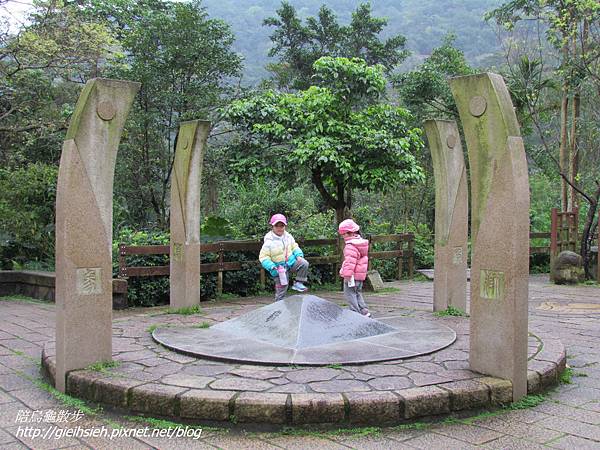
xmin=152 ymin=295 xmax=457 ymax=365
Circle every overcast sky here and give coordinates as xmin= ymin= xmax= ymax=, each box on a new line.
xmin=1 ymin=0 xmax=33 ymax=31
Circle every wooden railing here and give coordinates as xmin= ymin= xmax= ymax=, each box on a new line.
xmin=118 ymin=233 xmax=415 ymax=295
xmin=530 ymin=232 xmax=551 ymax=255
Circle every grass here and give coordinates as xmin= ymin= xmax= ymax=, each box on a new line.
xmin=269 ymin=426 xmax=381 ymax=438
xmin=411 ymin=273 xmax=432 ymax=282
xmin=433 ymin=305 xmax=468 ymax=317
xmin=125 ymin=415 xmax=213 ymax=431
xmin=506 ymin=394 xmax=547 ymax=410
xmin=0 ymin=295 xmax=47 ymax=304
xmin=192 ymin=321 xmax=211 ymax=329
xmin=559 ymin=367 xmax=573 ymax=384
xmin=87 ymin=360 xmax=121 ymax=373
xmin=216 ymin=292 xmax=240 ymax=300
xmin=167 ymin=305 xmax=202 ymax=315
xmin=326 ymin=363 xmax=343 ymax=370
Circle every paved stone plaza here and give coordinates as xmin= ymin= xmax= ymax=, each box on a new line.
xmin=2 ymin=276 xmax=600 ymax=448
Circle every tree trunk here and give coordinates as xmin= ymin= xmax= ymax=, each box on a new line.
xmin=569 ymin=91 xmax=580 ymax=212
xmin=580 ymin=184 xmax=600 ymax=278
xmin=559 ymin=88 xmax=569 ymax=212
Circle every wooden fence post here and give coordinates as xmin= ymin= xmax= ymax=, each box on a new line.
xmin=397 ymin=236 xmax=404 ymax=280
xmin=550 ymin=208 xmax=558 ymax=281
xmin=217 ymin=242 xmax=224 ymax=296
xmin=407 ymin=235 xmax=414 ymax=278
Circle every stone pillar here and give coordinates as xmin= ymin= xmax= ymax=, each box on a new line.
xmin=170 ymin=120 xmax=210 ymax=308
xmin=450 ymin=73 xmax=530 ymax=401
xmin=55 ymin=78 xmax=139 ymax=392
xmin=424 ymin=120 xmax=468 ymax=313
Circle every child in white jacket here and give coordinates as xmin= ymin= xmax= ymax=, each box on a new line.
xmin=259 ymin=214 xmax=309 ymax=301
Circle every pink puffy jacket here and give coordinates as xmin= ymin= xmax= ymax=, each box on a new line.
xmin=339 ymin=236 xmax=369 ymax=281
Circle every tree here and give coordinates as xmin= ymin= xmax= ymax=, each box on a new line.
xmin=394 ymin=34 xmax=474 ymax=121
xmin=0 ymin=0 xmax=119 ymax=166
xmin=226 ymin=57 xmax=425 ymax=224
xmin=264 ymin=1 xmax=409 ymax=90
xmin=96 ymin=0 xmax=242 ymax=228
xmin=486 ymin=0 xmax=600 ymax=276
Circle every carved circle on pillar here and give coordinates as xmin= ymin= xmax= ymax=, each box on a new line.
xmin=96 ymin=101 xmax=116 ymax=121
xmin=446 ymin=135 xmax=457 ymax=149
xmin=182 ymin=137 xmax=190 ymax=149
xmin=469 ymin=96 xmax=487 ymax=117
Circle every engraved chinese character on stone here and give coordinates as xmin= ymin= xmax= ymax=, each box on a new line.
xmin=479 ymin=269 xmax=505 ymax=300
xmin=452 ymin=247 xmax=463 ymax=265
xmin=172 ymin=243 xmax=183 ymax=263
xmin=76 ymin=268 xmax=102 ymax=295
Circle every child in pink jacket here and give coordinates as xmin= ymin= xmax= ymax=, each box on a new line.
xmin=338 ymin=219 xmax=371 ymax=317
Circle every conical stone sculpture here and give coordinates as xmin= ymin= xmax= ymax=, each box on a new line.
xmin=213 ymin=295 xmax=396 ymax=349
xmin=152 ymin=295 xmax=456 ymax=365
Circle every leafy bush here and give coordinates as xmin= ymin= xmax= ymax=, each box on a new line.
xmin=0 ymin=164 xmax=58 ymax=269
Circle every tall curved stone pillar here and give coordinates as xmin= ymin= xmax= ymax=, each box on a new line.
xmin=170 ymin=120 xmax=210 ymax=308
xmin=450 ymin=73 xmax=530 ymax=401
xmin=55 ymin=78 xmax=139 ymax=392
xmin=424 ymin=120 xmax=468 ymax=313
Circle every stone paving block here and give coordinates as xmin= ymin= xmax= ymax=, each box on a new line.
xmin=538 ymin=415 xmax=600 ymax=441
xmin=481 ymin=435 xmax=548 ymax=449
xmin=93 ymin=376 xmax=146 ymax=408
xmin=66 ymin=370 xmax=103 ymax=401
xmin=396 ymin=386 xmax=450 ymax=419
xmin=548 ymin=434 xmax=600 ymax=449
xmin=129 ymin=383 xmax=188 ymax=416
xmin=344 ymin=391 xmax=401 ymax=424
xmin=291 ymin=393 xmax=345 ymax=424
xmin=527 ymin=370 xmax=541 ymax=394
xmin=179 ymin=389 xmax=235 ymax=421
xmin=161 ymin=373 xmax=213 ymax=389
xmin=438 ymin=379 xmax=490 ymax=410
xmin=233 ymin=392 xmax=288 ymax=424
xmin=535 ymin=402 xmax=600 ymax=425
xmin=5 ymin=424 xmax=81 ymax=450
xmin=203 ymin=433 xmax=283 ymax=449
xmin=529 ymin=360 xmax=559 ymax=388
xmin=8 ymin=387 xmax=58 ymax=410
xmin=401 ymin=430 xmax=478 ymax=449
xmin=476 ymin=377 xmax=512 ymax=405
xmin=432 ymin=423 xmax=503 ymax=445
xmin=209 ymin=377 xmax=273 ymax=392
xmin=267 ymin=435 xmax=349 ymax=449
xmin=310 ymin=379 xmax=370 ymax=393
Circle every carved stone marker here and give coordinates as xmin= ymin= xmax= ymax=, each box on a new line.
xmin=450 ymin=73 xmax=530 ymax=401
xmin=424 ymin=120 xmax=468 ymax=312
xmin=55 ymin=78 xmax=139 ymax=392
xmin=170 ymin=120 xmax=210 ymax=308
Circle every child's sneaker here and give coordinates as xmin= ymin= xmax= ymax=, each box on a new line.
xmin=360 ymin=308 xmax=371 ymax=318
xmin=291 ymin=281 xmax=308 ymax=292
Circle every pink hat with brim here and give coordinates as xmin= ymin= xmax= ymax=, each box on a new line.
xmin=269 ymin=213 xmax=287 ymax=225
xmin=338 ymin=218 xmax=360 ymax=234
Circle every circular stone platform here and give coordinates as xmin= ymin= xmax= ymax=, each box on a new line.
xmin=40 ymin=289 xmax=567 ymax=427
xmin=152 ymin=296 xmax=457 ymax=365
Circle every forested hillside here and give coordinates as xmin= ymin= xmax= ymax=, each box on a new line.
xmin=202 ymin=0 xmax=502 ymax=83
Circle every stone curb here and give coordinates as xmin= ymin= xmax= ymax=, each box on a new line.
xmin=41 ymin=338 xmax=567 ymax=425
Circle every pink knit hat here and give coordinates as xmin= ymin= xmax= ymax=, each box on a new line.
xmin=338 ymin=219 xmax=360 ymax=235
xmin=269 ymin=213 xmax=287 ymax=225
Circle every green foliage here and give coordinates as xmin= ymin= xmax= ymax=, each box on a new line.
xmin=263 ymin=2 xmax=409 ymax=89
xmin=559 ymin=367 xmax=573 ymax=384
xmin=87 ymin=360 xmax=121 ymax=372
xmin=433 ymin=306 xmax=468 ymax=317
xmin=226 ymin=56 xmax=425 ymax=223
xmin=395 ymin=34 xmax=474 ymax=121
xmin=506 ymin=393 xmax=546 ymax=410
xmin=167 ymin=305 xmax=203 ymax=315
xmin=0 ymin=163 xmax=57 ymax=269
